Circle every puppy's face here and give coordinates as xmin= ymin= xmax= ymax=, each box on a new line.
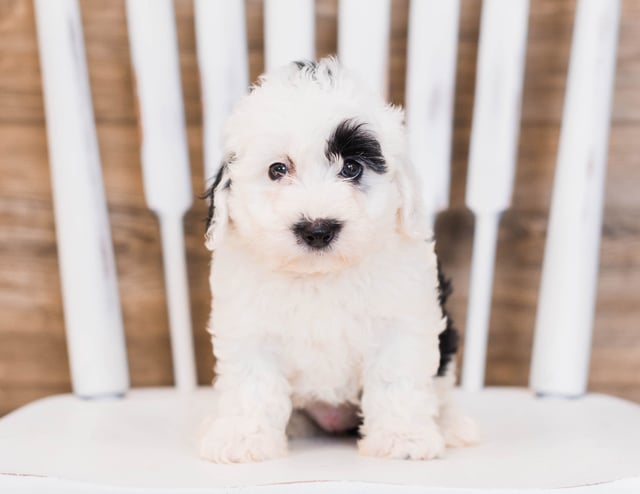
xmin=206 ymin=59 xmax=425 ymax=274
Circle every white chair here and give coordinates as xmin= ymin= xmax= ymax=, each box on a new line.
xmin=2 ymin=0 xmax=638 ymax=492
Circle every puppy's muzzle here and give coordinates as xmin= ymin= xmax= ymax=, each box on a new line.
xmin=293 ymin=218 xmax=343 ymax=250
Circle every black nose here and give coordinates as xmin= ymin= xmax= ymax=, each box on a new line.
xmin=293 ymin=219 xmax=343 ymax=249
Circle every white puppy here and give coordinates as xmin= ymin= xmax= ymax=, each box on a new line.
xmin=200 ymin=58 xmax=478 ymax=463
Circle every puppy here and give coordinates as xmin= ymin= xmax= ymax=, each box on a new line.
xmin=200 ymin=57 xmax=478 ymax=463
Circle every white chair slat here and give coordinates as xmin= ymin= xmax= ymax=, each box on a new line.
xmin=405 ymin=0 xmax=460 ymax=223
xmin=125 ymin=0 xmax=196 ymax=391
xmin=125 ymin=0 xmax=193 ymax=216
xmin=195 ymin=0 xmax=249 ymax=182
xmin=531 ymin=0 xmax=621 ymax=397
xmin=264 ymin=0 xmax=315 ymax=73
xmin=464 ymin=0 xmax=529 ymax=215
xmin=462 ymin=0 xmax=530 ymax=391
xmin=33 ymin=0 xmax=129 ymax=398
xmin=338 ymin=0 xmax=391 ymax=98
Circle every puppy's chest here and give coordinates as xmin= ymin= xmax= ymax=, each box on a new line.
xmin=274 ymin=281 xmax=369 ymax=404
xmin=285 ymin=327 xmax=364 ymax=406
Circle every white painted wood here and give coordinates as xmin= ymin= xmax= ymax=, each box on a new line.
xmin=264 ymin=0 xmax=315 ymax=72
xmin=2 ymin=478 xmax=640 ymax=494
xmin=2 ymin=388 xmax=640 ymax=492
xmin=462 ymin=0 xmax=529 ymax=391
xmin=32 ymin=0 xmax=129 ymax=398
xmin=405 ymin=0 xmax=460 ymax=220
xmin=531 ymin=0 xmax=621 ymax=398
xmin=195 ymin=0 xmax=249 ymax=182
xmin=125 ymin=0 xmax=196 ymax=391
xmin=338 ymin=0 xmax=391 ymax=98
xmin=461 ymin=214 xmax=500 ymax=391
xmin=465 ymin=0 xmax=529 ymax=215
xmin=159 ymin=217 xmax=196 ymax=393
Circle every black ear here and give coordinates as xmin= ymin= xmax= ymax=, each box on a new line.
xmin=203 ymin=156 xmax=233 ymax=250
xmin=205 ymin=163 xmax=230 ymax=232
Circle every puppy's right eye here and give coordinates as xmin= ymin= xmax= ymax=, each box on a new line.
xmin=269 ymin=162 xmax=288 ymax=180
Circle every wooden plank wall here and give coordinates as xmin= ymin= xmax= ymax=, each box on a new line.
xmin=0 ymin=0 xmax=638 ymax=416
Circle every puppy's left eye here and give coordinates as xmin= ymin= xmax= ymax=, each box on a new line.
xmin=339 ymin=160 xmax=363 ymax=180
xmin=269 ymin=162 xmax=289 ymax=180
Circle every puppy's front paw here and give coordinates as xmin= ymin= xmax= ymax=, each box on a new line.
xmin=358 ymin=420 xmax=445 ymax=460
xmin=199 ymin=416 xmax=287 ymax=463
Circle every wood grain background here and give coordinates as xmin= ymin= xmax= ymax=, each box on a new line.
xmin=1 ymin=0 xmax=639 ymax=416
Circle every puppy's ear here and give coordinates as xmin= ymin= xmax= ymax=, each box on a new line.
xmin=204 ymin=156 xmax=233 ymax=251
xmin=395 ymin=159 xmax=431 ymax=240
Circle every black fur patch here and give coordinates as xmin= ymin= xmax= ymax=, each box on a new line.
xmin=203 ymin=157 xmax=232 ymax=232
xmin=293 ymin=59 xmax=318 ymax=72
xmin=436 ymin=260 xmax=459 ymax=377
xmin=325 ymin=119 xmax=387 ymax=176
xmin=291 ymin=60 xmax=337 ymax=87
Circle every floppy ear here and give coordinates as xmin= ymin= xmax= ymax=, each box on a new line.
xmin=395 ymin=159 xmax=431 ymax=240
xmin=204 ymin=157 xmax=233 ymax=251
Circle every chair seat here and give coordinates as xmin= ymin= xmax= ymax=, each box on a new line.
xmin=0 ymin=387 xmax=639 ymax=493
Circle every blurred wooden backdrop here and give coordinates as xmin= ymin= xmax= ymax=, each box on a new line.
xmin=1 ymin=0 xmax=639 ymax=416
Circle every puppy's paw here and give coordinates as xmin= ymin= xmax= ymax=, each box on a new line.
xmin=358 ymin=421 xmax=445 ymax=460
xmin=199 ymin=416 xmax=287 ymax=463
xmin=438 ymin=408 xmax=480 ymax=448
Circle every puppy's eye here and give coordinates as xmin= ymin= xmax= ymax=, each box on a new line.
xmin=268 ymin=162 xmax=288 ymax=180
xmin=339 ymin=160 xmax=363 ymax=180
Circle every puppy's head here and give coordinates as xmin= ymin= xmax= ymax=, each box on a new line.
xmin=205 ymin=58 xmax=428 ymax=274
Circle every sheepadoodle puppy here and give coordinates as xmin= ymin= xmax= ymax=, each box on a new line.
xmin=200 ymin=57 xmax=478 ymax=463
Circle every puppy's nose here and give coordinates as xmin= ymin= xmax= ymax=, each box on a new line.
xmin=294 ymin=219 xmax=343 ymax=249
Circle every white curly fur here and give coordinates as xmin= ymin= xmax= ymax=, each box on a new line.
xmin=200 ymin=58 xmax=478 ymax=463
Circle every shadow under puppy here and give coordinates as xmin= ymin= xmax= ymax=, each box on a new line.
xmin=200 ymin=57 xmax=478 ymax=463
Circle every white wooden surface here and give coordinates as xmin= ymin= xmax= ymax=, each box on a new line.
xmin=2 ymin=478 xmax=639 ymax=494
xmin=405 ymin=0 xmax=460 ymax=223
xmin=125 ymin=0 xmax=196 ymax=392
xmin=338 ymin=0 xmax=391 ymax=97
xmin=32 ymin=0 xmax=129 ymax=399
xmin=264 ymin=0 xmax=315 ymax=72
xmin=462 ymin=0 xmax=530 ymax=392
xmin=531 ymin=0 xmax=622 ymax=397
xmin=194 ymin=0 xmax=249 ymax=182
xmin=1 ymin=388 xmax=640 ymax=492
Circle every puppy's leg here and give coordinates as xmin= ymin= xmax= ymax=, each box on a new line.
xmin=199 ymin=349 xmax=291 ymax=463
xmin=434 ymin=363 xmax=480 ymax=447
xmin=358 ymin=326 xmax=445 ymax=460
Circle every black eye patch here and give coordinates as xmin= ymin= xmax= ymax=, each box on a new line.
xmin=325 ymin=119 xmax=387 ymax=176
